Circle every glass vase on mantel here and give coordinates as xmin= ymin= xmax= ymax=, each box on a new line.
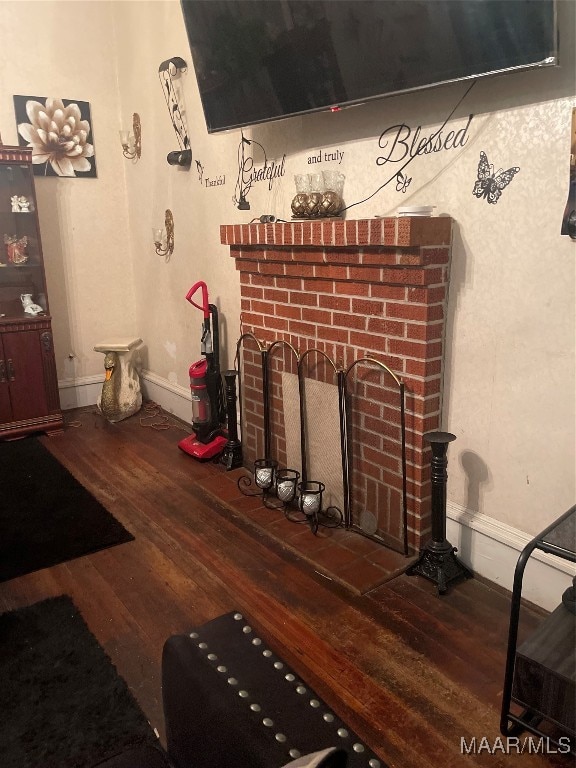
xmin=290 ymin=171 xmax=344 ymax=219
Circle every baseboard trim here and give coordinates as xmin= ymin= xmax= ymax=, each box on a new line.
xmin=139 ymin=370 xmax=192 ymax=424
xmin=446 ymin=501 xmax=575 ymax=612
xmin=58 ymin=375 xmax=102 ymax=410
xmin=58 ymin=373 xmax=573 ymax=610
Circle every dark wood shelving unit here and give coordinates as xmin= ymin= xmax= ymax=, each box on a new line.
xmin=0 ymin=145 xmax=63 ymax=437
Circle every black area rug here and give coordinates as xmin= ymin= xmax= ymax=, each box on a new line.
xmin=0 ymin=438 xmax=134 ymax=583
xmin=0 ymin=595 xmax=166 ymax=768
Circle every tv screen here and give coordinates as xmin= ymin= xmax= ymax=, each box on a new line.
xmin=181 ymin=0 xmax=558 ymax=134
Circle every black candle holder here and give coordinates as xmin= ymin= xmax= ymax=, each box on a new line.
xmin=407 ymin=431 xmax=473 ymax=594
xmin=238 ymin=461 xmax=343 ymax=535
xmin=237 ymin=458 xmax=278 ymax=499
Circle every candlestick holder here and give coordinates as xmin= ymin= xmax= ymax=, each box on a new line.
xmin=220 ymin=370 xmax=243 ymax=471
xmin=295 ymin=480 xmax=343 ymax=535
xmin=407 ymin=431 xmax=473 ymax=594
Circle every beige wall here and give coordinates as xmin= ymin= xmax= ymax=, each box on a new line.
xmin=1 ymin=1 xmax=574 ymax=539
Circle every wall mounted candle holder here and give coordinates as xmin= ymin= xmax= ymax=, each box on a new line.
xmin=153 ymin=209 xmax=174 ymax=260
xmin=119 ymin=113 xmax=141 ymax=160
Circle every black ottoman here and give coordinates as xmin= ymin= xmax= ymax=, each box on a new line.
xmin=162 ymin=611 xmax=386 ymax=768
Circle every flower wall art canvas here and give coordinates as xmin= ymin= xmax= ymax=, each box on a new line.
xmin=13 ymin=96 xmax=96 ymax=178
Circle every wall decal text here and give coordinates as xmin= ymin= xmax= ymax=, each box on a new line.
xmin=377 ymin=114 xmax=473 ymax=165
xmin=243 ymin=155 xmax=285 ymax=192
xmin=472 ymin=151 xmax=520 ymax=205
xmin=205 ymin=174 xmax=225 ymax=188
xmin=307 ymin=148 xmax=345 ymax=165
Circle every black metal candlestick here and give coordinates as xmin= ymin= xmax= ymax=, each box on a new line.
xmin=407 ymin=431 xmax=473 ymax=594
xmin=220 ymin=370 xmax=243 ymax=470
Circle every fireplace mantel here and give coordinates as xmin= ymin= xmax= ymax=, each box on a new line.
xmin=220 ymin=215 xmax=452 ymax=249
xmin=222 ymin=216 xmax=453 ymax=551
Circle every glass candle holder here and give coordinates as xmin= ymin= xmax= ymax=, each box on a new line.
xmin=298 ymin=481 xmax=325 ymax=516
xmin=254 ymin=458 xmax=278 ymax=490
xmin=276 ymin=469 xmax=300 ymax=503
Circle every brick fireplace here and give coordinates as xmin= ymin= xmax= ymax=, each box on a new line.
xmin=221 ymin=216 xmax=452 ymax=553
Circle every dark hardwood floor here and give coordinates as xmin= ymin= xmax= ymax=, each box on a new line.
xmin=0 ymin=407 xmax=570 ymax=767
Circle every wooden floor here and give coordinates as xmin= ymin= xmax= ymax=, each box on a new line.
xmin=0 ymin=407 xmax=570 ymax=768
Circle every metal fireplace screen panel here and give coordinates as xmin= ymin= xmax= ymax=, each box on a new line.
xmin=237 ymin=337 xmax=265 ymax=466
xmin=345 ymin=360 xmax=406 ymax=553
xmin=267 ymin=342 xmax=299 ymax=473
xmin=282 ymin=371 xmax=344 ymax=512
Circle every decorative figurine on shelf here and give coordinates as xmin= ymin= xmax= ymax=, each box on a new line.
xmin=4 ymin=234 xmax=28 ymax=264
xmin=18 ymin=196 xmax=31 ymax=212
xmin=20 ymin=293 xmax=44 ymax=315
xmin=10 ymin=195 xmax=20 ymax=212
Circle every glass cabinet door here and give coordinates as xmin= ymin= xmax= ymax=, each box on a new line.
xmin=0 ymin=161 xmax=48 ymax=319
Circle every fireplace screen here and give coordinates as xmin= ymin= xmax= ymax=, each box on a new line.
xmin=235 ymin=337 xmax=407 ymax=553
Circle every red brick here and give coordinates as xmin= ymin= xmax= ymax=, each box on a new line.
xmin=405 ymin=358 xmax=443 ymax=377
xmin=285 ymin=263 xmax=314 ymax=277
xmin=357 ymin=220 xmax=370 ymax=244
xmin=333 ymin=220 xmax=346 ymax=245
xmin=319 ymin=295 xmax=351 ymax=311
xmin=262 ymin=288 xmax=289 ymax=303
xmin=251 ymin=300 xmax=275 ymax=315
xmin=349 ymin=266 xmax=382 ymax=283
xmin=288 ymin=291 xmax=317 ymax=306
xmin=348 ymin=331 xmax=387 ymax=353
xmin=265 ymin=248 xmax=291 ymax=262
xmin=381 ymin=267 xmax=426 ymax=285
xmin=352 ymin=298 xmax=385 ymax=316
xmin=371 ymin=284 xmax=406 ymax=301
xmin=275 ymin=276 xmax=301 ymax=290
xmin=345 ymin=220 xmax=358 ymax=243
xmin=289 ymin=320 xmax=316 ymax=336
xmin=293 ymin=250 xmax=324 ymax=263
xmin=335 ymin=282 xmax=370 ymax=296
xmin=259 ymin=262 xmax=284 ymax=276
xmin=388 ymin=338 xmax=427 ymax=358
xmin=367 ymin=318 xmax=405 ymax=337
xmin=249 ymin=274 xmax=275 ymax=287
xmin=236 ymin=259 xmax=260 ymax=273
xmin=406 ymin=322 xmax=443 ymax=341
xmin=301 ymin=307 xmax=331 ymax=324
xmin=369 ymin=218 xmax=384 ymax=244
xmin=361 ymin=251 xmax=398 ymax=266
xmin=310 ymin=221 xmax=323 ymax=245
xmin=320 ymin=326 xmax=349 ymax=344
xmin=304 ymin=279 xmax=334 ymax=293
xmin=243 ymin=286 xmax=264 ymax=299
xmin=333 ymin=312 xmax=366 ymax=330
xmin=407 ymin=286 xmax=446 ymax=303
xmin=314 ymin=264 xmax=348 ymax=280
xmin=264 ymin=316 xmax=288 ymax=331
xmin=325 ymin=249 xmax=361 ymax=265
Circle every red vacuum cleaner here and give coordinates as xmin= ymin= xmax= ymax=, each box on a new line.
xmin=178 ymin=281 xmax=228 ymax=460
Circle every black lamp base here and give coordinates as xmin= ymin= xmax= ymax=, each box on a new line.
xmin=407 ymin=542 xmax=473 ymax=595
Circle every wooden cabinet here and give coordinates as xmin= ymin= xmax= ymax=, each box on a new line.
xmin=0 ymin=145 xmax=62 ymax=438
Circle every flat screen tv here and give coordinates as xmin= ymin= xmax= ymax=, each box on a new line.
xmin=180 ymin=0 xmax=558 ymax=134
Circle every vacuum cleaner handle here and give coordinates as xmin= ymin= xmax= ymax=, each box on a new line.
xmin=185 ymin=281 xmax=210 ymax=319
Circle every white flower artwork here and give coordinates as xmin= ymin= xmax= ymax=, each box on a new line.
xmin=14 ymin=95 xmax=96 ymax=178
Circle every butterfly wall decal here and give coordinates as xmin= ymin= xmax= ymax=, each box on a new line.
xmin=472 ymin=151 xmax=520 ymax=204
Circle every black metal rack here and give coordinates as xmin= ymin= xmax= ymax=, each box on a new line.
xmin=500 ymin=505 xmax=576 ymax=751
